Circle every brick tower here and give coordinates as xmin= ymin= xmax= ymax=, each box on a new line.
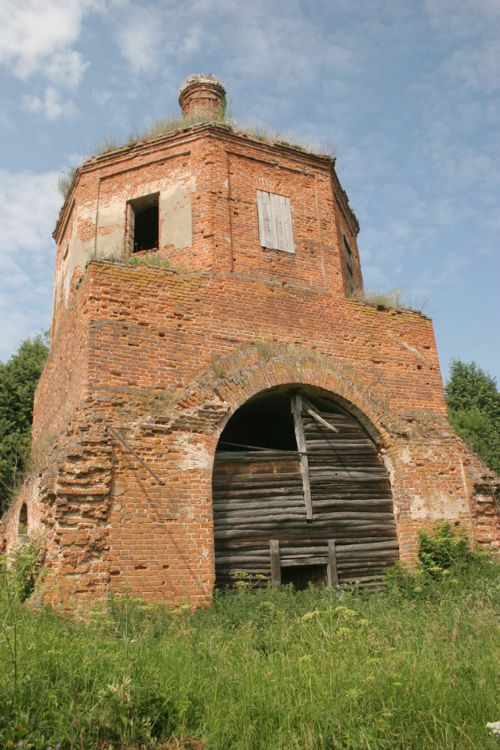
xmin=1 ymin=75 xmax=497 ymax=605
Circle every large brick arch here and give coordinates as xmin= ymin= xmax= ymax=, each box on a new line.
xmin=165 ymin=343 xmax=395 ymax=449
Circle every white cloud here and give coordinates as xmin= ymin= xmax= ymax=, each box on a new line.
xmin=45 ymin=49 xmax=89 ymax=89
xmin=0 ymin=0 xmax=100 ymax=120
xmin=0 ymin=168 xmax=60 ymax=251
xmin=23 ymin=87 xmax=76 ymax=120
xmin=424 ymin=0 xmax=500 ymax=39
xmin=444 ymin=39 xmax=500 ymax=93
xmin=115 ymin=7 xmax=164 ymax=72
xmin=0 ymin=0 xmax=93 ymax=83
xmin=0 ymin=169 xmax=60 ymax=359
xmin=113 ymin=0 xmax=351 ymax=89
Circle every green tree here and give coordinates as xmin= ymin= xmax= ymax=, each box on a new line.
xmin=0 ymin=336 xmax=48 ymax=514
xmin=446 ymin=360 xmax=500 ymax=475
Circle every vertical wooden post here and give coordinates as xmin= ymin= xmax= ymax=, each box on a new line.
xmin=291 ymin=394 xmax=313 ymax=520
xmin=270 ymin=539 xmax=281 ymax=586
xmin=327 ymin=539 xmax=339 ymax=588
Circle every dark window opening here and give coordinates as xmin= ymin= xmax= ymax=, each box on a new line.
xmin=217 ymin=387 xmax=355 ymax=453
xmin=219 ymin=389 xmax=297 ymax=451
xmin=131 ymin=194 xmax=159 ymax=253
xmin=281 ymin=564 xmax=327 ymax=590
xmin=18 ymin=503 xmax=28 ymax=540
xmin=343 ymin=236 xmax=355 ymax=295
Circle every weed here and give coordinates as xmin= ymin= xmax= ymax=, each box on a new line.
xmin=210 ymin=354 xmax=226 ymax=379
xmin=351 ymin=287 xmax=421 ymax=313
xmin=0 ymin=559 xmax=497 ymax=749
xmin=418 ymin=520 xmax=483 ymax=576
xmin=56 ymin=116 xmax=333 ymax=202
xmin=57 ymin=167 xmax=78 ymax=199
xmin=255 ymin=339 xmax=273 ymax=362
xmin=5 ymin=536 xmax=44 ymax=602
xmin=143 ymin=389 xmax=175 ymax=417
xmin=125 ymin=254 xmax=173 ymax=270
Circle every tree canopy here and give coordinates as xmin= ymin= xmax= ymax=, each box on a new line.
xmin=0 ymin=336 xmax=48 ymax=515
xmin=445 ymin=360 xmax=500 ymax=475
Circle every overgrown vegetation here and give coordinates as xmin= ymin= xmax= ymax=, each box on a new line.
xmin=445 ymin=359 xmax=500 ymax=475
xmin=351 ymin=288 xmax=420 ymax=313
xmin=57 ymin=115 xmax=323 ymax=199
xmin=0 ymin=335 xmax=48 ymax=514
xmin=0 ymin=523 xmax=498 ymax=749
xmin=3 ymin=537 xmax=44 ymax=602
xmin=124 ymin=255 xmax=173 ymax=270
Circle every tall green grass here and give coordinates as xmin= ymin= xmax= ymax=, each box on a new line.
xmin=0 ymin=561 xmax=498 ymax=749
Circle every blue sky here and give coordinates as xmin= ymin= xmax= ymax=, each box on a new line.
xmin=0 ymin=0 xmax=498 ymax=383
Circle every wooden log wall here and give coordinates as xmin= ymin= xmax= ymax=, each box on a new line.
xmin=212 ymin=402 xmax=399 ymax=588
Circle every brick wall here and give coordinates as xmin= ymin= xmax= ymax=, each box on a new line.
xmin=2 ymin=122 xmax=497 ymax=606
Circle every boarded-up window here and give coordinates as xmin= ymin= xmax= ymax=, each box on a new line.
xmin=256 ymin=191 xmax=295 ymax=253
xmin=343 ymin=235 xmax=355 ymax=294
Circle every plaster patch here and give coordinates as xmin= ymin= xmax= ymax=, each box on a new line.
xmin=174 ymin=434 xmax=210 ymax=470
xmin=399 ymin=447 xmax=412 ymax=465
xmin=160 ymin=185 xmax=192 ymax=249
xmin=95 ymin=202 xmax=126 ymax=259
xmin=410 ymin=492 xmax=467 ymax=520
xmin=62 ymin=234 xmax=93 ymax=303
xmin=387 ymin=331 xmax=425 ymax=361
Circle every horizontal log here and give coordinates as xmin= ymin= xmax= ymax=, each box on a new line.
xmin=280 ymin=540 xmax=399 ymax=553
xmin=281 ymin=557 xmax=328 ymax=567
xmin=216 ymin=452 xmax=299 ymax=461
xmin=214 ymin=522 xmax=397 ymax=535
xmin=213 ymin=488 xmax=303 ymax=500
xmin=215 ymin=551 xmax=398 ymax=566
xmin=214 ymin=510 xmax=396 ymax=526
xmin=218 ymin=535 xmax=397 ymax=551
xmin=215 ymin=526 xmax=397 ymax=541
xmin=215 ymin=546 xmax=398 ymax=559
xmin=213 ymin=499 xmax=394 ymax=513
xmin=213 ymin=477 xmax=302 ymax=489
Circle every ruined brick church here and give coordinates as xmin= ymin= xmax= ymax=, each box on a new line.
xmin=1 ymin=75 xmax=497 ymax=605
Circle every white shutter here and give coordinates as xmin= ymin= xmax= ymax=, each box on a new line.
xmin=256 ymin=190 xmax=295 ymax=253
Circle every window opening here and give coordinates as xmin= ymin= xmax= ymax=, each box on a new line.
xmin=256 ymin=190 xmax=295 ymax=253
xmin=218 ymin=389 xmax=298 ymax=451
xmin=343 ymin=235 xmax=355 ymax=294
xmin=18 ymin=503 xmax=28 ymax=540
xmin=130 ymin=193 xmax=159 ymax=253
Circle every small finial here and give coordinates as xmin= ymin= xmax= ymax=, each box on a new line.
xmin=178 ymin=74 xmax=226 ymax=120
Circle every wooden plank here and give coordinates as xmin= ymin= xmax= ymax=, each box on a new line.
xmin=291 ymin=393 xmax=313 ymax=520
xmin=256 ymin=190 xmax=272 ymax=248
xmin=282 ymin=196 xmax=295 ymax=253
xmin=302 ymin=397 xmax=339 ymax=433
xmin=270 ymin=539 xmax=281 ymax=586
xmin=280 ymin=557 xmax=328 ymax=568
xmin=327 ymin=539 xmax=339 ymax=588
xmin=212 ymin=399 xmax=399 ymax=589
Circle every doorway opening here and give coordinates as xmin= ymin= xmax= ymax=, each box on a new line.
xmin=212 ymin=385 xmax=398 ymax=589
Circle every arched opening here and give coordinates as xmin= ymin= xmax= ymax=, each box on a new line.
xmin=212 ymin=385 xmax=398 ymax=589
xmin=18 ymin=503 xmax=28 ymax=540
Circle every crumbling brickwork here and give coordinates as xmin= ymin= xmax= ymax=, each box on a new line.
xmin=1 ymin=76 xmax=497 ymax=605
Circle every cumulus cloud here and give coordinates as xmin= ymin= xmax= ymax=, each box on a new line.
xmin=0 ymin=0 xmax=93 ymax=83
xmin=23 ymin=87 xmax=76 ymax=120
xmin=0 ymin=0 xmax=100 ymax=119
xmin=115 ymin=7 xmax=164 ymax=73
xmin=113 ymin=0 xmax=351 ymax=89
xmin=0 ymin=169 xmax=60 ymax=359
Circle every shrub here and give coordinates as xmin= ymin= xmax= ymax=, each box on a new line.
xmin=418 ymin=520 xmax=480 ymax=577
xmin=2 ymin=537 xmax=44 ymax=603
